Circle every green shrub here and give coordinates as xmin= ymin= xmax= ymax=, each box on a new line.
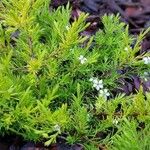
xmin=0 ymin=0 xmax=150 ymax=149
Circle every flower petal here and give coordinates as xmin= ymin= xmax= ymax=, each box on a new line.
xmin=79 ymin=55 xmax=84 ymax=60
xmin=93 ymin=79 xmax=98 ymax=84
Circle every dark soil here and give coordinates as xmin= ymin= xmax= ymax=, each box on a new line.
xmin=1 ymin=0 xmax=150 ymax=149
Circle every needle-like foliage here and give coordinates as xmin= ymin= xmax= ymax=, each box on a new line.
xmin=0 ymin=0 xmax=150 ymax=148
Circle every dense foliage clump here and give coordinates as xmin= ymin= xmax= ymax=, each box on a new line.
xmin=0 ymin=0 xmax=150 ymax=149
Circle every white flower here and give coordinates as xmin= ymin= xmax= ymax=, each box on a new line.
xmin=66 ymin=25 xmax=70 ymax=30
xmin=79 ymin=55 xmax=87 ymax=64
xmin=143 ymin=57 xmax=150 ymax=64
xmin=144 ymin=72 xmax=149 ymax=76
xmin=142 ymin=72 xmax=149 ymax=81
xmin=89 ymin=77 xmax=94 ymax=82
xmin=99 ymin=89 xmax=110 ymax=99
xmin=113 ymin=119 xmax=119 ymax=125
xmin=93 ymin=79 xmax=103 ymax=90
xmin=87 ymin=114 xmax=91 ymax=122
xmin=53 ymin=124 xmax=61 ymax=132
xmin=124 ymin=47 xmax=129 ymax=51
xmin=89 ymin=77 xmax=103 ymax=91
